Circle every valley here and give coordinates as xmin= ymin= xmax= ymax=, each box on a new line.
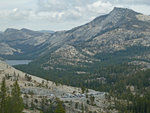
xmin=0 ymin=60 xmax=112 ymax=113
xmin=0 ymin=7 xmax=150 ymax=113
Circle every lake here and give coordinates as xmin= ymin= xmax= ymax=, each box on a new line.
xmin=6 ymin=60 xmax=32 ymax=66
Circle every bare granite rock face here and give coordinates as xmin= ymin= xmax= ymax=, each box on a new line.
xmin=37 ymin=7 xmax=150 ymax=71
xmin=1 ymin=8 xmax=150 ymax=63
xmin=1 ymin=7 xmax=150 ymax=78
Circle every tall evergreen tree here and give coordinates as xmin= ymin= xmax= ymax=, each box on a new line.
xmin=11 ymin=80 xmax=24 ymax=113
xmin=55 ymin=98 xmax=65 ymax=113
xmin=0 ymin=78 xmax=7 ymax=113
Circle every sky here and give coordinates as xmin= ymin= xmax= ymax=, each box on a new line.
xmin=0 ymin=0 xmax=150 ymax=31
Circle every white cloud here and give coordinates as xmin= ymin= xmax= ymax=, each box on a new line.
xmin=0 ymin=0 xmax=150 ymax=31
xmin=87 ymin=1 xmax=113 ymax=14
xmin=13 ymin=8 xmax=18 ymax=12
xmin=35 ymin=0 xmax=114 ymax=22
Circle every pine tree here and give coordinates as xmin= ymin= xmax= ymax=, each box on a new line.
xmin=11 ymin=80 xmax=24 ymax=113
xmin=45 ymin=103 xmax=54 ymax=113
xmin=40 ymin=111 xmax=44 ymax=113
xmin=6 ymin=96 xmax=12 ymax=113
xmin=0 ymin=78 xmax=7 ymax=113
xmin=55 ymin=98 xmax=65 ymax=113
xmin=81 ymin=86 xmax=85 ymax=94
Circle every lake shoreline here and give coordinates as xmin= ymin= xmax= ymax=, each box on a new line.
xmin=5 ymin=60 xmax=32 ymax=66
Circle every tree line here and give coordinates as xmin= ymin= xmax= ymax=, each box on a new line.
xmin=0 ymin=78 xmax=24 ymax=113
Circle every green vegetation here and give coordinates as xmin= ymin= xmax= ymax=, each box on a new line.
xmin=55 ymin=98 xmax=65 ymax=113
xmin=111 ymin=70 xmax=150 ymax=113
xmin=42 ymin=98 xmax=66 ymax=113
xmin=0 ymin=78 xmax=7 ymax=113
xmin=0 ymin=78 xmax=24 ymax=113
xmin=14 ymin=46 xmax=150 ymax=113
xmin=15 ymin=62 xmax=150 ymax=113
xmin=11 ymin=80 xmax=24 ymax=113
xmin=114 ymin=91 xmax=150 ymax=113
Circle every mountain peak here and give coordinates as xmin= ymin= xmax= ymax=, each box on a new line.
xmin=91 ymin=7 xmax=140 ymax=26
xmin=21 ymin=28 xmax=34 ymax=33
xmin=4 ymin=28 xmax=19 ymax=33
xmin=98 ymin=7 xmax=141 ymax=26
xmin=110 ymin=7 xmax=140 ymax=15
xmin=113 ymin=7 xmax=131 ymax=11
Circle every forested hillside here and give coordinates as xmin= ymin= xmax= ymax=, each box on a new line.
xmin=1 ymin=7 xmax=150 ymax=113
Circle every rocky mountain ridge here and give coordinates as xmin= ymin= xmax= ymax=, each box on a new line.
xmin=36 ymin=7 xmax=150 ymax=72
xmin=0 ymin=7 xmax=150 ymax=113
xmin=0 ymin=28 xmax=52 ymax=59
xmin=1 ymin=7 xmax=150 ymax=74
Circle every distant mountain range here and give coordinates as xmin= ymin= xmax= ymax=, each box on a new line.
xmin=38 ymin=30 xmax=55 ymax=33
xmin=1 ymin=7 xmax=150 ymax=113
xmin=0 ymin=28 xmax=52 ymax=59
xmin=1 ymin=7 xmax=150 ymax=74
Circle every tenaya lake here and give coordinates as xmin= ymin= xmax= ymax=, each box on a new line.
xmin=6 ymin=60 xmax=32 ymax=66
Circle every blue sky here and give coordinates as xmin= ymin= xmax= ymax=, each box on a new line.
xmin=0 ymin=0 xmax=150 ymax=31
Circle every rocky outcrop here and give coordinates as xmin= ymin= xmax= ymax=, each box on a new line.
xmin=37 ymin=7 xmax=150 ymax=71
xmin=0 ymin=60 xmax=112 ymax=113
xmin=1 ymin=7 xmax=150 ymax=76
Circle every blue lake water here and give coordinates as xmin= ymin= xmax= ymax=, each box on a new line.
xmin=6 ymin=60 xmax=32 ymax=66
